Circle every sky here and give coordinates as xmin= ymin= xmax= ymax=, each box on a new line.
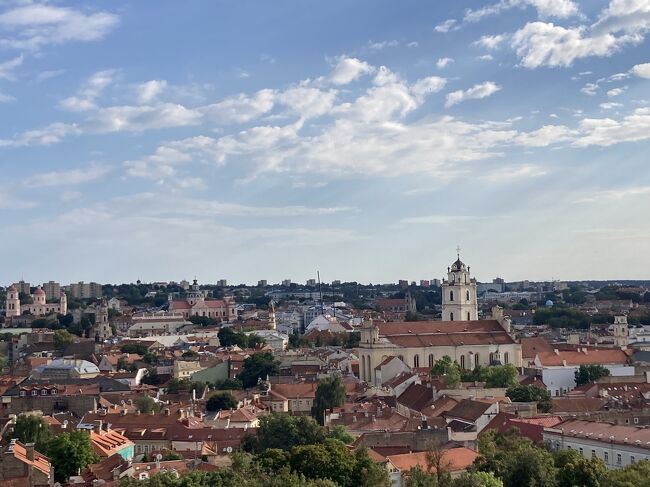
xmin=1 ymin=0 xmax=650 ymax=286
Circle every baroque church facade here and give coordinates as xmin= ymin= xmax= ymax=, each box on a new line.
xmin=358 ymin=256 xmax=522 ymax=384
xmin=4 ymin=285 xmax=67 ymax=319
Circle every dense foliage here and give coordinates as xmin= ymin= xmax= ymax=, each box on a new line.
xmin=575 ymin=364 xmax=611 ymax=386
xmin=206 ymin=392 xmax=238 ymax=411
xmin=237 ymin=352 xmax=280 ymax=388
xmin=533 ymin=308 xmax=591 ymax=329
xmin=311 ymin=375 xmax=346 ymax=424
xmin=506 ymin=384 xmax=552 ymax=413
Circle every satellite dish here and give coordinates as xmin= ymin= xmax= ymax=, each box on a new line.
xmin=226 ymin=446 xmax=233 ymax=453
xmin=63 ymin=420 xmax=68 ymax=427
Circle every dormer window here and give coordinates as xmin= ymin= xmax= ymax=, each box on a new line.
xmin=19 ymin=390 xmax=26 ymax=397
xmin=32 ymin=390 xmax=38 ymax=396
xmin=41 ymin=389 xmax=47 ymax=396
xmin=51 ymin=389 xmax=57 ymax=395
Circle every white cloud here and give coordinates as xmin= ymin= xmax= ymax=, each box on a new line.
xmin=368 ymin=40 xmax=399 ymax=50
xmin=326 ymin=56 xmax=374 ymax=85
xmin=510 ymin=0 xmax=650 ymax=68
xmin=61 ymin=191 xmax=82 ymax=202
xmin=0 ymin=4 xmax=119 ymax=51
xmin=484 ymin=164 xmax=548 ymax=181
xmin=277 ymin=86 xmax=337 ymax=119
xmin=0 ymin=92 xmax=14 ymax=102
xmin=600 ymin=102 xmax=622 ymax=109
xmin=0 ymin=54 xmax=22 ymax=80
xmin=632 ymin=62 xmax=650 ymax=78
xmin=474 ymin=34 xmax=506 ymax=49
xmin=436 ymin=57 xmax=454 ymax=68
xmin=23 ymin=163 xmax=111 ymax=187
xmin=576 ymin=185 xmax=650 ymax=203
xmin=581 ymin=83 xmax=598 ymax=95
xmin=135 ymin=80 xmax=168 ymax=104
xmin=202 ymin=89 xmax=276 ymax=124
xmin=400 ymin=215 xmax=478 ymax=224
xmin=465 ymin=0 xmax=579 ymax=23
xmin=514 ymin=125 xmax=574 ymax=146
xmin=434 ymin=19 xmax=458 ymax=33
xmin=607 ymin=86 xmax=626 ymax=96
xmin=59 ymin=69 xmax=115 ymax=112
xmin=445 ymin=81 xmax=502 ymax=107
xmin=573 ymin=107 xmax=650 ymax=146
xmin=477 ymin=54 xmax=494 ymax=61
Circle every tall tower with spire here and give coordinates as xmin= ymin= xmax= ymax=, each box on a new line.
xmin=441 ymin=248 xmax=478 ymax=321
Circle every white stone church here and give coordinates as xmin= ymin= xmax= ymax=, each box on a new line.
xmin=358 ymin=256 xmax=522 ymax=384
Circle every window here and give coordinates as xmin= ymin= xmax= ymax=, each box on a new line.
xmin=475 ymin=353 xmax=480 ymax=368
xmin=631 ymin=456 xmax=636 ymax=464
xmin=467 ymin=312 xmax=471 ymax=320
xmin=634 ymin=417 xmax=639 ymax=424
xmin=489 ymin=353 xmax=494 ymax=364
xmin=413 ymin=355 xmax=420 ymax=368
xmin=466 ymin=290 xmax=470 ymax=301
xmin=450 ymin=291 xmax=454 ymax=301
xmin=617 ymin=454 xmax=622 ymax=465
xmin=41 ymin=389 xmax=47 ymax=396
xmin=591 ymin=450 xmax=596 ymax=459
xmin=460 ymin=355 xmax=466 ymax=369
xmin=604 ymin=452 xmax=609 ymax=464
xmin=429 ymin=354 xmax=434 ymax=368
xmin=579 ymin=448 xmax=583 ymax=456
xmin=450 ymin=312 xmax=454 ymax=321
xmin=504 ymin=352 xmax=510 ymax=365
xmin=31 ymin=390 xmax=37 ymax=396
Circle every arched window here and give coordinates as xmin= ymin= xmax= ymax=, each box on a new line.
xmin=450 ymin=312 xmax=454 ymax=321
xmin=414 ymin=355 xmax=420 ymax=368
xmin=460 ymin=355 xmax=465 ymax=369
xmin=504 ymin=352 xmax=509 ymax=365
xmin=450 ymin=291 xmax=454 ymax=301
xmin=489 ymin=352 xmax=494 ymax=364
xmin=429 ymin=354 xmax=434 ymax=368
xmin=466 ymin=290 xmax=470 ymax=301
xmin=467 ymin=312 xmax=471 ymax=320
xmin=475 ymin=353 xmax=480 ymax=368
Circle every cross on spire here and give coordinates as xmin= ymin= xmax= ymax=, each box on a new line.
xmin=456 ymin=245 xmax=461 ymax=260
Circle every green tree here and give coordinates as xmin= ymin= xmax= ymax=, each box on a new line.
xmin=453 ymin=471 xmax=504 ymax=487
xmin=255 ymin=414 xmax=326 ymax=452
xmin=141 ymin=368 xmax=160 ymax=385
xmin=604 ymin=460 xmax=650 ymax=487
xmin=575 ymin=365 xmax=611 ymax=386
xmin=47 ymin=430 xmax=99 ymax=482
xmin=214 ymin=378 xmax=243 ymax=390
xmin=9 ymin=415 xmax=53 ymax=452
xmin=483 ymin=365 xmax=519 ymax=388
xmin=290 ymin=439 xmax=357 ymax=487
xmin=474 ymin=429 xmax=558 ymax=487
xmin=121 ymin=343 xmax=149 ymax=355
xmin=506 ymin=384 xmax=552 ymax=413
xmin=136 ymin=394 xmax=160 ymax=413
xmin=554 ymin=449 xmax=606 ymax=487
xmin=431 ymin=356 xmax=462 ymax=389
xmin=327 ymin=425 xmax=354 ymax=444
xmin=405 ymin=466 xmax=437 ymax=487
xmin=206 ymin=392 xmax=238 ymax=412
xmin=311 ymin=375 xmax=346 ymax=425
xmin=53 ymin=329 xmax=74 ymax=350
xmin=237 ymin=352 xmax=280 ymax=388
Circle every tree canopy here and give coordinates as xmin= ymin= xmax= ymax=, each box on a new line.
xmin=237 ymin=352 xmax=280 ymax=388
xmin=575 ymin=365 xmax=611 ymax=386
xmin=506 ymin=384 xmax=552 ymax=413
xmin=311 ymin=375 xmax=346 ymax=425
xmin=206 ymin=392 xmax=238 ymax=412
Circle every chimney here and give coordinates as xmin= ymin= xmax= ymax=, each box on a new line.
xmin=25 ymin=443 xmax=35 ymax=461
xmin=554 ymin=349 xmax=559 ymax=355
xmin=96 ymin=420 xmax=103 ymax=433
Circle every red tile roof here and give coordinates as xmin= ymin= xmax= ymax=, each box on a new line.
xmin=536 ymin=349 xmax=628 ymax=366
xmin=378 ymin=320 xmax=515 ymax=347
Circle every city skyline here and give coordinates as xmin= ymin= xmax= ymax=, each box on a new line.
xmin=1 ymin=1 xmax=650 ymax=283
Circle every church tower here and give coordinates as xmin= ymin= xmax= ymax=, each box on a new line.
xmin=93 ymin=300 xmax=112 ymax=342
xmin=613 ymin=315 xmax=629 ymax=347
xmin=441 ymin=251 xmax=478 ymax=321
xmin=5 ymin=285 xmax=21 ymax=318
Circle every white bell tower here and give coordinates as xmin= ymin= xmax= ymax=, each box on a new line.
xmin=441 ymin=249 xmax=478 ymax=321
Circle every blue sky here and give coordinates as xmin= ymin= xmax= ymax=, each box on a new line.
xmin=1 ymin=0 xmax=650 ymax=285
